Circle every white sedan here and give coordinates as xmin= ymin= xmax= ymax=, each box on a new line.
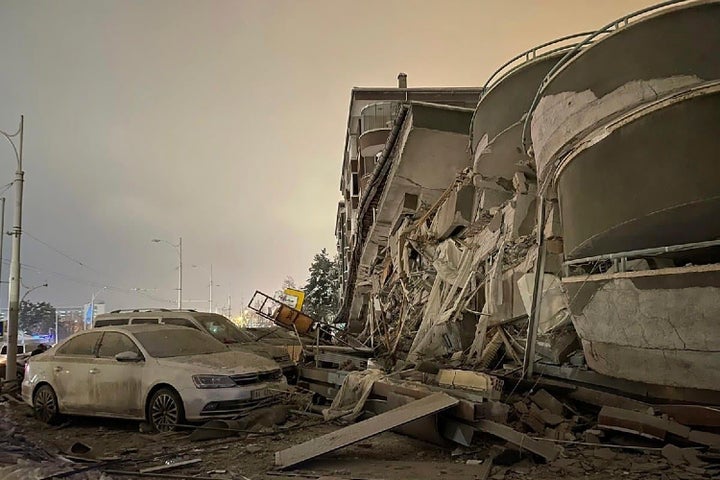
xmin=22 ymin=324 xmax=287 ymax=431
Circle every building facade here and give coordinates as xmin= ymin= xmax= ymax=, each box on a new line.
xmin=335 ymin=75 xmax=482 ymax=331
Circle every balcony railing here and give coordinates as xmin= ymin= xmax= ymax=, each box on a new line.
xmin=360 ymin=102 xmax=400 ymax=134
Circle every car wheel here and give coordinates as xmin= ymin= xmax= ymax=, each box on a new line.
xmin=148 ymin=388 xmax=184 ymax=432
xmin=34 ymin=384 xmax=60 ymax=424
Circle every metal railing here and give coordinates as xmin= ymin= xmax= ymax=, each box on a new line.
xmin=469 ymin=32 xmax=595 ymax=150
xmin=520 ymin=0 xmax=694 ymax=157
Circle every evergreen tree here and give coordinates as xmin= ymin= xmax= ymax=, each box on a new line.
xmin=19 ymin=301 xmax=56 ymax=335
xmin=302 ymin=248 xmax=340 ymax=323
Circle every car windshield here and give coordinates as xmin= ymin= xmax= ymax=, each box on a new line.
xmin=196 ymin=314 xmax=255 ymax=344
xmin=133 ymin=328 xmax=227 ymax=358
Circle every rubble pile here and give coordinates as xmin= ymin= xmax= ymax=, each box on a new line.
xmin=292 ymin=366 xmax=720 ymax=479
xmin=351 ymin=137 xmax=577 ymax=377
xmin=0 ymin=396 xmax=111 ymax=479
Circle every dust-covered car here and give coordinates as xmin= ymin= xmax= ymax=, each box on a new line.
xmin=93 ymin=310 xmax=298 ymax=382
xmin=22 ymin=325 xmax=287 ymax=431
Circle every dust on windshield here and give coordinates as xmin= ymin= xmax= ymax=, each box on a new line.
xmin=196 ymin=314 xmax=255 ymax=344
xmin=134 ymin=328 xmax=227 ymax=358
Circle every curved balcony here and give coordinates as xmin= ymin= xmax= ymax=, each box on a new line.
xmin=358 ymin=102 xmax=399 ymax=157
xmin=471 ymin=31 xmax=594 ymax=153
xmin=556 ymin=81 xmax=720 ymax=260
xmin=471 ymin=49 xmax=576 ymax=181
xmin=527 ymin=0 xmax=720 ymax=186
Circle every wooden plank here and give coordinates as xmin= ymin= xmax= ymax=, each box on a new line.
xmin=274 ymin=393 xmax=459 ymax=469
xmin=475 ymin=420 xmax=560 ymax=462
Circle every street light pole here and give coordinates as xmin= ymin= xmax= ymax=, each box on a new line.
xmin=152 ymin=237 xmax=182 ymax=309
xmin=178 ymin=237 xmax=182 ymax=309
xmin=1 ymin=116 xmax=23 ymax=384
xmin=88 ymin=286 xmax=107 ymax=329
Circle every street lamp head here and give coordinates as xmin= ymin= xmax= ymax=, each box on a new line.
xmin=151 ymin=239 xmax=162 ymax=243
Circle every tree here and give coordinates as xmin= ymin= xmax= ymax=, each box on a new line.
xmin=302 ymin=248 xmax=341 ymax=323
xmin=19 ymin=301 xmax=56 ymax=335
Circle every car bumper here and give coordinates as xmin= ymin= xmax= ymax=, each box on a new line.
xmin=21 ymin=377 xmax=34 ymax=406
xmin=180 ymin=379 xmax=288 ymax=421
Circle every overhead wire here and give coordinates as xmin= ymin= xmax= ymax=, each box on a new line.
xmin=6 ymin=230 xmax=177 ymax=306
xmin=24 ymin=231 xmax=109 ymax=278
xmin=0 ymin=259 xmax=175 ymax=306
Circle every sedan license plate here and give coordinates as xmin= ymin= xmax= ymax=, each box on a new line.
xmin=251 ymin=388 xmax=269 ymax=400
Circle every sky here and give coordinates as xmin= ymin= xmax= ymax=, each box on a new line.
xmin=0 ymin=0 xmax=658 ymax=314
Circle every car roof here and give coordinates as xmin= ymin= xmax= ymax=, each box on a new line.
xmin=90 ymin=324 xmax=196 ymax=334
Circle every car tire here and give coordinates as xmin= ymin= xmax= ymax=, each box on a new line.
xmin=33 ymin=384 xmax=60 ymax=424
xmin=148 ymin=388 xmax=185 ymax=432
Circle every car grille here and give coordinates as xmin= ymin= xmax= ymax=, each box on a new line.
xmin=200 ymin=396 xmax=281 ymax=416
xmin=229 ymin=369 xmax=283 ymax=386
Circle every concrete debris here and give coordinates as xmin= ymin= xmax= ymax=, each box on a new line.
xmin=275 ymin=393 xmax=459 ymax=469
xmin=436 ymin=369 xmax=502 ymax=398
xmin=597 ymin=406 xmax=691 ymax=442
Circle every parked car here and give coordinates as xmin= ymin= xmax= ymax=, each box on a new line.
xmin=22 ymin=325 xmax=287 ymax=431
xmin=93 ymin=309 xmax=297 ymax=382
xmin=0 ymin=341 xmax=45 ymax=382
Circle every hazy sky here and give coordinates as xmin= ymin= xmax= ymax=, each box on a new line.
xmin=0 ymin=0 xmax=657 ymax=313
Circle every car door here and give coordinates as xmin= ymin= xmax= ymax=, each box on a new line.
xmin=52 ymin=331 xmax=102 ymax=413
xmin=92 ymin=332 xmax=146 ymax=418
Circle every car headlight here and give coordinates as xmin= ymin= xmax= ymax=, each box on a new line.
xmin=192 ymin=375 xmax=236 ymax=389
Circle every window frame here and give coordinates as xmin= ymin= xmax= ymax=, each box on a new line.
xmin=56 ymin=332 xmax=103 ymax=357
xmin=160 ymin=318 xmax=200 ymax=330
xmin=97 ymin=331 xmax=144 ymax=360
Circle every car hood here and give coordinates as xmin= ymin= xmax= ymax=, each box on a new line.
xmin=229 ymin=342 xmax=285 ymax=357
xmin=155 ymin=350 xmax=280 ymax=375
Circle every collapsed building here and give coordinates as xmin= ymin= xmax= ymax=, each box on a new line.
xmin=334 ymin=0 xmax=720 ymax=402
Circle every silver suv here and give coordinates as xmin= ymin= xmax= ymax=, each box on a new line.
xmin=93 ymin=309 xmax=297 ymax=382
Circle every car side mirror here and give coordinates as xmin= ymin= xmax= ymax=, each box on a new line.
xmin=115 ymin=351 xmax=142 ymax=362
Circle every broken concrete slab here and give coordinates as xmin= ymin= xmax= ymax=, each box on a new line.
xmin=597 ymin=406 xmax=691 ymax=441
xmin=475 ymin=401 xmax=510 ymax=424
xmin=661 ymin=443 xmax=686 ymax=466
xmin=275 ymin=393 xmax=459 ymax=469
xmin=437 ymin=369 xmax=502 ymax=399
xmin=520 ymin=413 xmax=545 ymax=434
xmin=682 ymin=448 xmax=707 ymax=468
xmin=480 ymin=188 xmax=512 ymax=210
xmin=475 ymin=419 xmax=560 ymax=462
xmin=531 ymin=389 xmax=564 ymax=416
xmin=688 ymin=429 xmax=720 ymax=448
xmin=431 ymin=185 xmax=475 ymax=240
xmin=530 ymin=404 xmax=564 ymax=426
xmin=655 ymin=405 xmax=720 ymax=427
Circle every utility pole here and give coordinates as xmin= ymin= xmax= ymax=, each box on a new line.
xmin=0 ymin=197 xmax=5 ymax=329
xmin=152 ymin=236 xmax=183 ymax=309
xmin=2 ymin=116 xmax=23 ymax=385
xmin=88 ymin=286 xmax=107 ymax=329
xmin=209 ymin=264 xmax=213 ymax=313
xmin=178 ymin=237 xmax=183 ymax=309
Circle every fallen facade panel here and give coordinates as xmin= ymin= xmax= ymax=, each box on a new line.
xmin=274 ymin=392 xmax=459 ymax=469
